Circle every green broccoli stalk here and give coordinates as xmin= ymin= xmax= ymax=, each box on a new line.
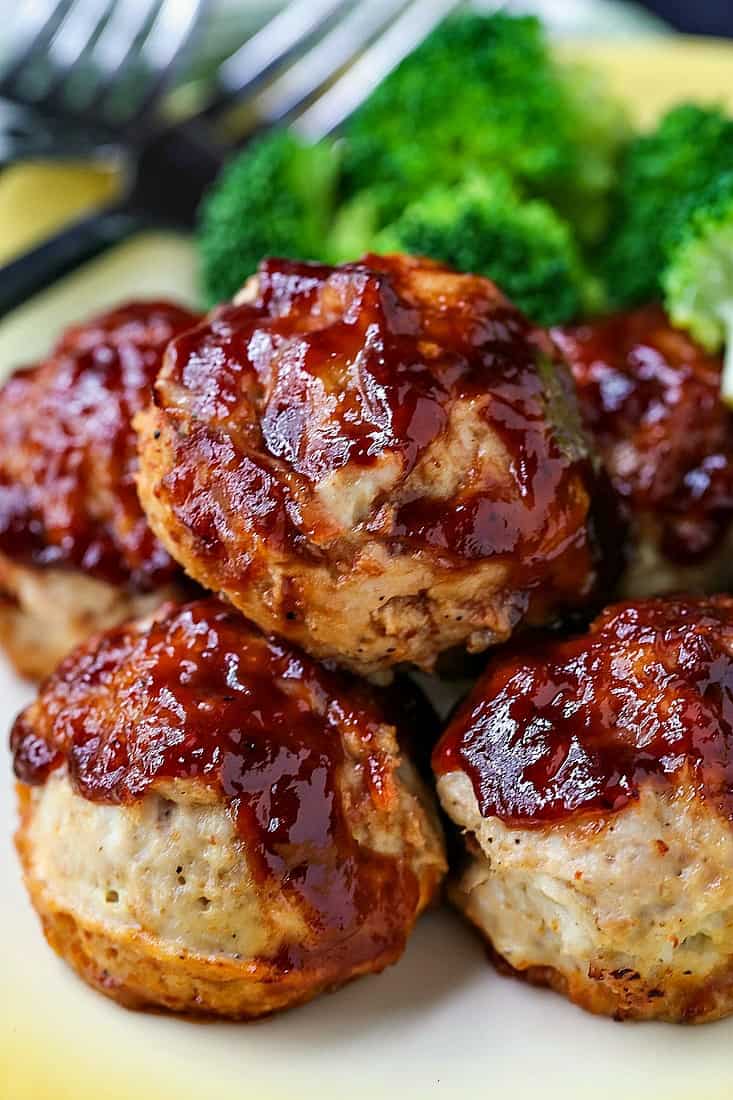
xmin=662 ymin=172 xmax=733 ymax=404
xmin=327 ymin=188 xmax=386 ymax=265
xmin=341 ymin=12 xmax=628 ymax=245
xmin=376 ymin=175 xmax=601 ymax=326
xmin=197 ymin=129 xmax=340 ymax=305
xmin=601 ymin=104 xmax=733 ymax=309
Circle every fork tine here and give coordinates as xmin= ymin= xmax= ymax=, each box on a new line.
xmin=252 ymin=0 xmax=413 ymax=128
xmin=61 ymin=0 xmax=161 ymax=113
xmin=33 ymin=0 xmax=114 ymax=106
xmin=211 ymin=0 xmax=352 ymax=111
xmin=105 ymin=0 xmax=206 ymax=127
xmin=294 ymin=0 xmax=464 ymax=141
xmin=0 ymin=1 xmax=69 ymax=90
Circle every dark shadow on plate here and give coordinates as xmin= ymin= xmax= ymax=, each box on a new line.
xmin=247 ymin=906 xmax=489 ymax=1044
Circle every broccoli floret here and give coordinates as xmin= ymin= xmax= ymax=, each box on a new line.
xmin=198 ymin=129 xmax=340 ymax=305
xmin=601 ymin=104 xmax=733 ymax=308
xmin=197 ymin=13 xmax=628 ymax=303
xmin=662 ymin=172 xmax=733 ymax=402
xmin=341 ymin=12 xmax=628 ymax=245
xmin=376 ymin=175 xmax=599 ymax=325
xmin=547 ymin=61 xmax=632 ymax=244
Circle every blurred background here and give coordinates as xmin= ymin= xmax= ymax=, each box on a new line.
xmin=206 ymin=1 xmax=731 ymax=41
xmin=0 ymin=0 xmax=729 ymax=331
xmin=204 ymin=1 xmax=733 ymax=42
xmin=159 ymin=0 xmax=733 ymax=50
xmin=638 ymin=0 xmax=733 ymax=35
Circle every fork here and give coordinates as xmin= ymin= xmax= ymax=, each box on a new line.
xmin=1 ymin=0 xmax=208 ymax=132
xmin=0 ymin=0 xmax=463 ymax=317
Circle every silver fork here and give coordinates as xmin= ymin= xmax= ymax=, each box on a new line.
xmin=1 ymin=0 xmax=462 ymax=140
xmin=213 ymin=0 xmax=463 ymax=139
xmin=0 ymin=0 xmax=463 ymax=316
xmin=1 ymin=0 xmax=208 ymax=132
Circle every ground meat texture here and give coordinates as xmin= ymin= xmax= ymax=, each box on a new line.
xmin=0 ymin=300 xmax=200 ymax=678
xmin=12 ymin=597 xmax=445 ymax=1018
xmin=434 ymin=595 xmax=733 ymax=1023
xmin=137 ymin=254 xmax=609 ymax=678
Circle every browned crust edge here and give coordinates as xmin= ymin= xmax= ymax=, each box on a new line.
xmin=451 ymin=888 xmax=733 ymax=1024
xmin=14 ymin=784 xmax=442 ymax=1020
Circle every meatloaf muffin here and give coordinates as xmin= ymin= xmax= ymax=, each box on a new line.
xmin=553 ymin=306 xmax=733 ymax=597
xmin=137 ymin=253 xmax=609 ymax=680
xmin=12 ymin=597 xmax=446 ymax=1018
xmin=0 ymin=300 xmax=200 ymax=679
xmin=434 ymin=595 xmax=733 ymax=1023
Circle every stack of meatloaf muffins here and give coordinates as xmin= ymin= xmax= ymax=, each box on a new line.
xmin=7 ymin=252 xmax=733 ymax=1023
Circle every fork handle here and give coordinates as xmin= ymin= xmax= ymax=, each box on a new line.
xmin=0 ymin=204 xmax=144 ymax=318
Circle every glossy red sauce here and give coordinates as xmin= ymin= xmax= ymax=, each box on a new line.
xmin=0 ymin=301 xmax=200 ymax=589
xmin=553 ymin=306 xmax=733 ymax=564
xmin=11 ymin=597 xmax=421 ymax=966
xmin=156 ymin=255 xmax=601 ymax=597
xmin=433 ymin=596 xmax=733 ymax=826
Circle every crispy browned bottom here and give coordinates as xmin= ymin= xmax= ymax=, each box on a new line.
xmin=459 ymin=909 xmax=733 ymax=1024
xmin=14 ymin=786 xmax=431 ymax=1020
xmin=23 ymin=903 xmax=370 ymax=1020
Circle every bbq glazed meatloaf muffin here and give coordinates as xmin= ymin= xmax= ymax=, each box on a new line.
xmin=136 ymin=253 xmax=610 ymax=680
xmin=12 ymin=596 xmax=446 ymax=1019
xmin=553 ymin=306 xmax=733 ymax=597
xmin=0 ymin=300 xmax=201 ymax=680
xmin=433 ymin=595 xmax=733 ymax=1023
